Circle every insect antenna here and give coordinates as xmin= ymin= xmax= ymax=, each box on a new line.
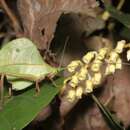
xmin=50 ymin=36 xmax=70 ymax=88
xmin=57 ymin=36 xmax=70 ymax=73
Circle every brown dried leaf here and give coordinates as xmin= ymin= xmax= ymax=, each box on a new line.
xmin=17 ymin=0 xmax=98 ymax=49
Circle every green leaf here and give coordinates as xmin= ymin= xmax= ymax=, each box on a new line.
xmin=0 ymin=78 xmax=63 ymax=130
xmin=92 ymin=94 xmax=125 ymax=130
xmin=105 ymin=4 xmax=130 ymax=28
xmin=120 ymin=27 xmax=130 ymax=40
xmin=0 ymin=38 xmax=58 ymax=90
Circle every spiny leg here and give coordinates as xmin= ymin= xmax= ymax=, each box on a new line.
xmin=8 ymin=86 xmax=12 ymax=97
xmin=35 ymin=81 xmax=40 ymax=94
xmin=49 ymin=78 xmax=58 ymax=88
xmin=0 ymin=74 xmax=4 ymax=110
xmin=4 ymin=85 xmax=12 ymax=99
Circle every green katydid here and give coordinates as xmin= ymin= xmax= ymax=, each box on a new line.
xmin=0 ymin=38 xmax=62 ymax=96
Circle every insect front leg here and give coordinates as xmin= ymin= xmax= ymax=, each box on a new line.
xmin=35 ymin=76 xmax=47 ymax=95
xmin=8 ymin=86 xmax=12 ymax=97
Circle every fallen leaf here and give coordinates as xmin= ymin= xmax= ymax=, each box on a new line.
xmin=17 ymin=0 xmax=98 ymax=49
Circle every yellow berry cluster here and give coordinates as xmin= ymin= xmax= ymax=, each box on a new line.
xmin=63 ymin=40 xmax=130 ymax=102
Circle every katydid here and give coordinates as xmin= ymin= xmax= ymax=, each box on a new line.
xmin=0 ymin=38 xmax=62 ymax=100
xmin=0 ymin=64 xmax=59 ymax=92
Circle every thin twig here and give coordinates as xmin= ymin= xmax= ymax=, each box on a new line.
xmin=0 ymin=32 xmax=6 ymax=38
xmin=117 ymin=0 xmax=125 ymax=10
xmin=0 ymin=0 xmax=21 ymax=35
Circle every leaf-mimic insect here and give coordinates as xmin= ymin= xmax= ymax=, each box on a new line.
xmin=0 ymin=38 xmax=60 ymax=94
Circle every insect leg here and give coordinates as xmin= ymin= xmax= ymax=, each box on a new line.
xmin=0 ymin=74 xmax=4 ymax=110
xmin=8 ymin=86 xmax=12 ymax=97
xmin=35 ymin=81 xmax=40 ymax=93
xmin=48 ymin=77 xmax=58 ymax=88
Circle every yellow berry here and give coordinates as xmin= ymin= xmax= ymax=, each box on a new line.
xmin=63 ymin=77 xmax=71 ymax=85
xmin=115 ymin=40 xmax=126 ymax=54
xmin=75 ymin=86 xmax=83 ymax=99
xmin=85 ymin=80 xmax=93 ymax=93
xmin=127 ymin=50 xmax=130 ymax=61
xmin=91 ymin=59 xmax=102 ymax=72
xmin=82 ymin=51 xmax=96 ymax=64
xmin=109 ymin=64 xmax=116 ymax=73
xmin=67 ymin=60 xmax=83 ymax=72
xmin=97 ymin=48 xmax=108 ymax=60
xmin=102 ymin=11 xmax=110 ymax=21
xmin=109 ymin=51 xmax=119 ymax=63
xmin=69 ymin=74 xmax=79 ymax=88
xmin=66 ymin=89 xmax=76 ymax=102
xmin=78 ymin=67 xmax=88 ymax=81
xmin=92 ymin=72 xmax=102 ymax=85
xmin=105 ymin=64 xmax=116 ymax=75
xmin=116 ymin=58 xmax=122 ymax=69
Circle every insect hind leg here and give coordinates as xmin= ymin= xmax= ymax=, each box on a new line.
xmin=35 ymin=81 xmax=40 ymax=94
xmin=8 ymin=86 xmax=12 ymax=97
xmin=0 ymin=74 xmax=4 ymax=110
